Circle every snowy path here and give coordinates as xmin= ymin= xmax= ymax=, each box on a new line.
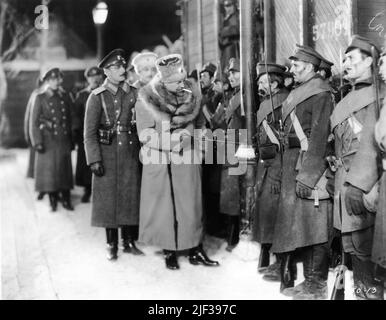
xmin=1 ymin=149 xmax=358 ymax=300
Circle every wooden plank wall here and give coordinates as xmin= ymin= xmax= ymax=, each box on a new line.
xmin=274 ymin=0 xmax=300 ymax=65
xmin=202 ymin=0 xmax=218 ymax=66
xmin=357 ymin=0 xmax=386 ymax=50
xmin=186 ymin=0 xmax=200 ymax=71
xmin=185 ymin=0 xmax=219 ymax=72
xmin=311 ymin=0 xmax=352 ymax=75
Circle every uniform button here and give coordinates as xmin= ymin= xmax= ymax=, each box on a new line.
xmin=62 ymin=124 xmax=66 ymax=128
xmin=129 ymin=141 xmax=132 ymax=145
xmin=53 ymin=124 xmax=57 ymax=128
xmin=63 ymin=116 xmax=66 ymax=119
xmin=64 ymin=131 xmax=67 ymax=134
xmin=53 ymin=117 xmax=57 ymax=120
xmin=114 ymin=100 xmax=118 ymax=103
xmin=49 ymin=102 xmax=53 ymax=106
xmin=128 ymin=131 xmax=132 ymax=134
xmin=51 ymin=110 xmax=55 ymax=113
xmin=118 ymin=142 xmax=122 ymax=146
xmin=117 ymin=131 xmax=120 ymax=135
xmin=61 ymin=101 xmax=64 ymax=104
xmin=62 ymin=109 xmax=65 ymax=112
xmin=54 ymin=131 xmax=58 ymax=135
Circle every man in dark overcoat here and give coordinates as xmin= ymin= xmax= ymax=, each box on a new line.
xmin=253 ymin=63 xmax=289 ymax=280
xmin=331 ymin=36 xmax=384 ymax=299
xmin=373 ymin=48 xmax=386 ymax=284
xmin=29 ymin=68 xmax=74 ymax=212
xmin=271 ymin=45 xmax=334 ymax=299
xmin=84 ymin=49 xmax=144 ymax=260
xmin=73 ymin=66 xmax=104 ymax=203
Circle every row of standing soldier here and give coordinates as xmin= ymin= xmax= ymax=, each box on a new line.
xmin=198 ymin=35 xmax=386 ymax=300
xmin=24 ymin=34 xmax=386 ymax=299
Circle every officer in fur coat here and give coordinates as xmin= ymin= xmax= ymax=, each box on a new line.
xmin=135 ymin=54 xmax=219 ymax=270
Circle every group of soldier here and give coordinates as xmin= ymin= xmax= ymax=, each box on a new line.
xmin=23 ymin=31 xmax=386 ymax=300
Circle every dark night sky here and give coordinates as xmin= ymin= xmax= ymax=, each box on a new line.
xmin=7 ymin=0 xmax=181 ymax=56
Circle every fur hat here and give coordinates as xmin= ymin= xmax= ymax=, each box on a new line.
xmin=131 ymin=52 xmax=158 ymax=74
xmin=156 ymin=54 xmax=187 ymax=83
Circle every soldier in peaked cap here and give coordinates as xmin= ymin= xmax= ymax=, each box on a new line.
xmin=135 ymin=53 xmax=219 ymax=270
xmin=198 ymin=62 xmax=225 ymax=237
xmin=213 ymin=57 xmax=247 ymax=252
xmin=373 ymin=47 xmax=386 ymax=283
xmin=29 ymin=68 xmax=74 ymax=212
xmin=131 ymin=52 xmax=158 ymax=89
xmin=271 ymin=44 xmax=334 ymax=299
xmin=73 ymin=66 xmax=104 ymax=203
xmin=84 ymin=49 xmax=144 ymax=260
xmin=330 ymin=35 xmax=384 ymax=299
xmin=253 ymin=63 xmax=289 ymax=281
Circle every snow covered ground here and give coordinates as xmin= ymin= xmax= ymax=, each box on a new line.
xmin=1 ymin=149 xmax=360 ymax=300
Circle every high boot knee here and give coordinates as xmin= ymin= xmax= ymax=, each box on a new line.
xmin=258 ymin=244 xmax=271 ymax=273
xmin=279 ymin=252 xmax=295 ymax=294
xmin=106 ymin=228 xmax=118 ymax=260
xmin=226 ymin=215 xmax=240 ymax=252
xmin=352 ymin=256 xmax=384 ymax=300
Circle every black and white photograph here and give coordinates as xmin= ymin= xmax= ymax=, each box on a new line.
xmin=1 ymin=0 xmax=386 ymax=304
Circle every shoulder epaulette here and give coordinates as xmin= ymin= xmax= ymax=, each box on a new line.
xmin=92 ymin=86 xmax=107 ymax=95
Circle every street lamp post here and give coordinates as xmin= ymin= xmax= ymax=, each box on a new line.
xmin=92 ymin=1 xmax=108 ymax=61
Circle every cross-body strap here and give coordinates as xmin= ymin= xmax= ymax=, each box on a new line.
xmin=290 ymin=110 xmax=309 ymax=151
xmin=262 ymin=119 xmax=280 ymax=148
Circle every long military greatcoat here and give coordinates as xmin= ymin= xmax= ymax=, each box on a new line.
xmin=271 ymin=76 xmax=334 ymax=253
xmin=252 ymin=89 xmax=289 ymax=244
xmin=135 ymin=76 xmax=203 ymax=251
xmin=29 ymin=87 xmax=74 ymax=192
xmin=84 ymin=79 xmax=141 ymax=228
xmin=218 ymin=88 xmax=246 ymax=216
xmin=372 ymin=90 xmax=386 ymax=268
xmin=73 ymin=87 xmax=92 ymax=187
xmin=330 ymin=80 xmax=379 ymax=235
xmin=219 ymin=12 xmax=240 ymax=71
xmin=24 ymin=88 xmax=42 ymax=178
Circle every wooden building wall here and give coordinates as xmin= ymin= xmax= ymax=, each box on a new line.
xmin=184 ymin=0 xmax=220 ymax=72
xmin=273 ymin=0 xmax=386 ymax=74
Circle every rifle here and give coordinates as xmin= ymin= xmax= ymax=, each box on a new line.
xmin=264 ymin=52 xmax=276 ymax=124
xmin=339 ymin=49 xmax=344 ymax=102
xmin=330 ymin=243 xmax=348 ymax=300
xmin=371 ymin=46 xmax=381 ymax=116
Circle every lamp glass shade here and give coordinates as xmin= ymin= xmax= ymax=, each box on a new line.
xmin=92 ymin=2 xmax=108 ymax=25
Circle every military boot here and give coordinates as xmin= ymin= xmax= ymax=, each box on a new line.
xmin=121 ymin=226 xmax=144 ymax=256
xmin=106 ymin=228 xmax=118 ymax=260
xmin=262 ymin=258 xmax=281 ymax=282
xmin=37 ymin=192 xmax=45 ymax=201
xmin=81 ymin=186 xmax=91 ymax=203
xmin=189 ymin=244 xmax=220 ymax=267
xmin=225 ymin=216 xmax=240 ymax=252
xmin=48 ymin=192 xmax=58 ymax=212
xmin=164 ymin=250 xmax=179 ymax=270
xmin=61 ymin=190 xmax=74 ymax=211
xmin=352 ymin=256 xmax=384 ymax=300
xmin=258 ymin=244 xmax=271 ymax=273
xmin=293 ymin=244 xmax=329 ymax=300
xmin=279 ymin=252 xmax=296 ymax=294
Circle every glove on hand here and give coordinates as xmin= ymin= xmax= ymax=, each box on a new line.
xmin=344 ymin=185 xmax=366 ymax=216
xmin=90 ymin=161 xmax=104 ymax=177
xmin=296 ymin=181 xmax=313 ymax=198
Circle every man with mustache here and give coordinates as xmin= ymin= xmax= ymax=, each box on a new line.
xmin=253 ymin=63 xmax=289 ymax=281
xmin=84 ymin=49 xmax=144 ymax=260
xmin=271 ymin=45 xmax=334 ymax=299
xmin=373 ymin=46 xmax=386 ymax=285
xmin=330 ymin=35 xmax=384 ymax=299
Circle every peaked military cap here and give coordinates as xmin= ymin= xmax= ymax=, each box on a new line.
xmin=345 ymin=35 xmax=380 ymax=57
xmin=228 ymin=57 xmax=240 ymax=72
xmin=188 ymin=69 xmax=198 ymax=81
xmin=289 ymin=44 xmax=322 ymax=66
xmin=42 ymin=68 xmax=62 ymax=82
xmin=84 ymin=66 xmax=103 ymax=78
xmin=98 ymin=48 xmax=127 ymax=69
xmin=256 ymin=62 xmax=287 ymax=79
xmin=200 ymin=62 xmax=217 ymax=76
xmin=319 ymin=57 xmax=334 ymax=70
